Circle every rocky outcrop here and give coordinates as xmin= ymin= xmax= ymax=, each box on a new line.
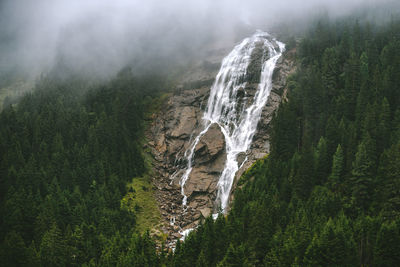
xmin=146 ymin=46 xmax=296 ymax=247
xmin=147 ymin=86 xmax=228 ymax=246
xmin=185 ymin=123 xmax=226 ymax=199
xmin=147 ymin=86 xmax=216 ymax=247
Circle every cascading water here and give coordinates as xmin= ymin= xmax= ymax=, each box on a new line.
xmin=179 ymin=31 xmax=285 ymax=213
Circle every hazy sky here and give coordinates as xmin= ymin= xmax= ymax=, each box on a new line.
xmin=0 ymin=0 xmax=397 ymax=79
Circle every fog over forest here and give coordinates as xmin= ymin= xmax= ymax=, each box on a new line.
xmin=2 ymin=1 xmax=400 ymax=266
xmin=0 ymin=0 xmax=397 ymax=78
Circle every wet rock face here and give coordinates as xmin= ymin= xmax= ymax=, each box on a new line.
xmin=246 ymin=42 xmax=266 ymax=84
xmin=146 ymin=86 xmax=213 ymax=246
xmin=193 ymin=123 xmax=225 ymax=164
xmin=150 ymin=87 xmax=209 ymax=165
xmin=147 ymin=89 xmax=229 ymax=243
xmin=146 ymin=47 xmax=296 ymax=247
xmin=185 ymin=123 xmax=226 ymax=198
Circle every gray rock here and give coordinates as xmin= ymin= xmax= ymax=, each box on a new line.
xmin=169 ymin=106 xmax=197 ymax=139
xmin=193 ymin=123 xmax=226 ymax=164
xmin=199 ymin=207 xmax=211 ymax=218
xmin=146 ymin=45 xmax=296 ymax=248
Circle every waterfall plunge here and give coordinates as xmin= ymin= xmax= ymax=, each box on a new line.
xmin=179 ymin=31 xmax=285 ymax=213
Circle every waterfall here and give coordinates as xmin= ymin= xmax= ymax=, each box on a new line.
xmin=179 ymin=31 xmax=285 ymax=212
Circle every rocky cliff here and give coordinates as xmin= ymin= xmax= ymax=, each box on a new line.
xmin=146 ymin=46 xmax=296 ymax=245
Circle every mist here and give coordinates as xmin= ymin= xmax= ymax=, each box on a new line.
xmin=0 ymin=0 xmax=398 ymax=80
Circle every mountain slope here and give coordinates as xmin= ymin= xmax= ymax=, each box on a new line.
xmin=147 ymin=34 xmax=296 ymax=245
xmin=1 ymin=13 xmax=400 ymax=267
xmin=0 ymin=72 xmax=165 ymax=266
xmin=170 ymin=17 xmax=400 ymax=267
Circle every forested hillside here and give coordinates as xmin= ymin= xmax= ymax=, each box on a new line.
xmin=0 ymin=70 xmax=164 ymax=266
xmin=1 ymin=12 xmax=400 ymax=267
xmin=171 ymin=18 xmax=400 ymax=266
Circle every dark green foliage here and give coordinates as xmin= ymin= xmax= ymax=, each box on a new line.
xmin=374 ymin=221 xmax=400 ymax=266
xmin=39 ymin=223 xmax=67 ymax=267
xmin=2 ymin=12 xmax=400 ymax=267
xmin=304 ymin=216 xmax=357 ymax=266
xmin=328 ymin=144 xmax=344 ymax=192
xmin=0 ymin=70 xmax=166 ymax=265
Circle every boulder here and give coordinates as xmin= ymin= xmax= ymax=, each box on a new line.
xmin=183 ymin=123 xmax=226 ymax=198
xmin=199 ymin=207 xmax=211 ymax=218
xmin=193 ymin=123 xmax=226 ymax=164
xmin=184 ymin=167 xmax=215 ymax=195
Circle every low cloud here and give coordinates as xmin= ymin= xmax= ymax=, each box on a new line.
xmin=0 ymin=0 xmax=397 ymax=79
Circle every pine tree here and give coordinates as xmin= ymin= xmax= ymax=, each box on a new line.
xmin=217 ymin=244 xmax=246 ymax=267
xmin=0 ymin=231 xmax=31 ymax=266
xmin=353 ymin=215 xmax=378 ymax=266
xmin=374 ymin=221 xmax=400 ymax=266
xmin=293 ymin=148 xmax=315 ymax=200
xmin=351 ymin=140 xmax=374 ymax=212
xmin=325 ymin=116 xmax=339 ymax=159
xmin=377 ymin=98 xmax=391 ymax=153
xmin=322 ymin=47 xmax=340 ymax=100
xmin=39 ymin=222 xmax=67 ymax=267
xmin=304 ymin=217 xmax=357 ymax=266
xmin=196 ymin=250 xmax=209 ymax=267
xmin=379 ymin=142 xmax=400 ymax=219
xmin=343 ymin=52 xmax=360 ymax=120
xmin=328 ymin=144 xmax=344 ymax=192
xmin=315 ymin=137 xmax=329 ymax=185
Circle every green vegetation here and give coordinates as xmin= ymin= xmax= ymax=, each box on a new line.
xmin=1 ymin=11 xmax=400 ymax=267
xmin=237 ymin=154 xmax=269 ymax=187
xmin=123 ymin=91 xmax=170 ymax=236
xmin=0 ymin=69 xmax=165 ymax=266
xmin=121 ymin=177 xmax=161 ymax=234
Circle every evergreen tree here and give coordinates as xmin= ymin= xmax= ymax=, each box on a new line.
xmin=328 ymin=144 xmax=344 ymax=192
xmin=217 ymin=244 xmax=247 ymax=267
xmin=379 ymin=142 xmax=400 ymax=219
xmin=315 ymin=137 xmax=330 ymax=185
xmin=0 ymin=231 xmax=32 ymax=266
xmin=304 ymin=217 xmax=357 ymax=266
xmin=377 ymin=98 xmax=391 ymax=153
xmin=39 ymin=223 xmax=67 ymax=267
xmin=351 ymin=140 xmax=374 ymax=212
xmin=374 ymin=222 xmax=400 ymax=266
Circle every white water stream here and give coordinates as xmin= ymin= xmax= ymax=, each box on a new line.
xmin=179 ymin=31 xmax=285 ymax=213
